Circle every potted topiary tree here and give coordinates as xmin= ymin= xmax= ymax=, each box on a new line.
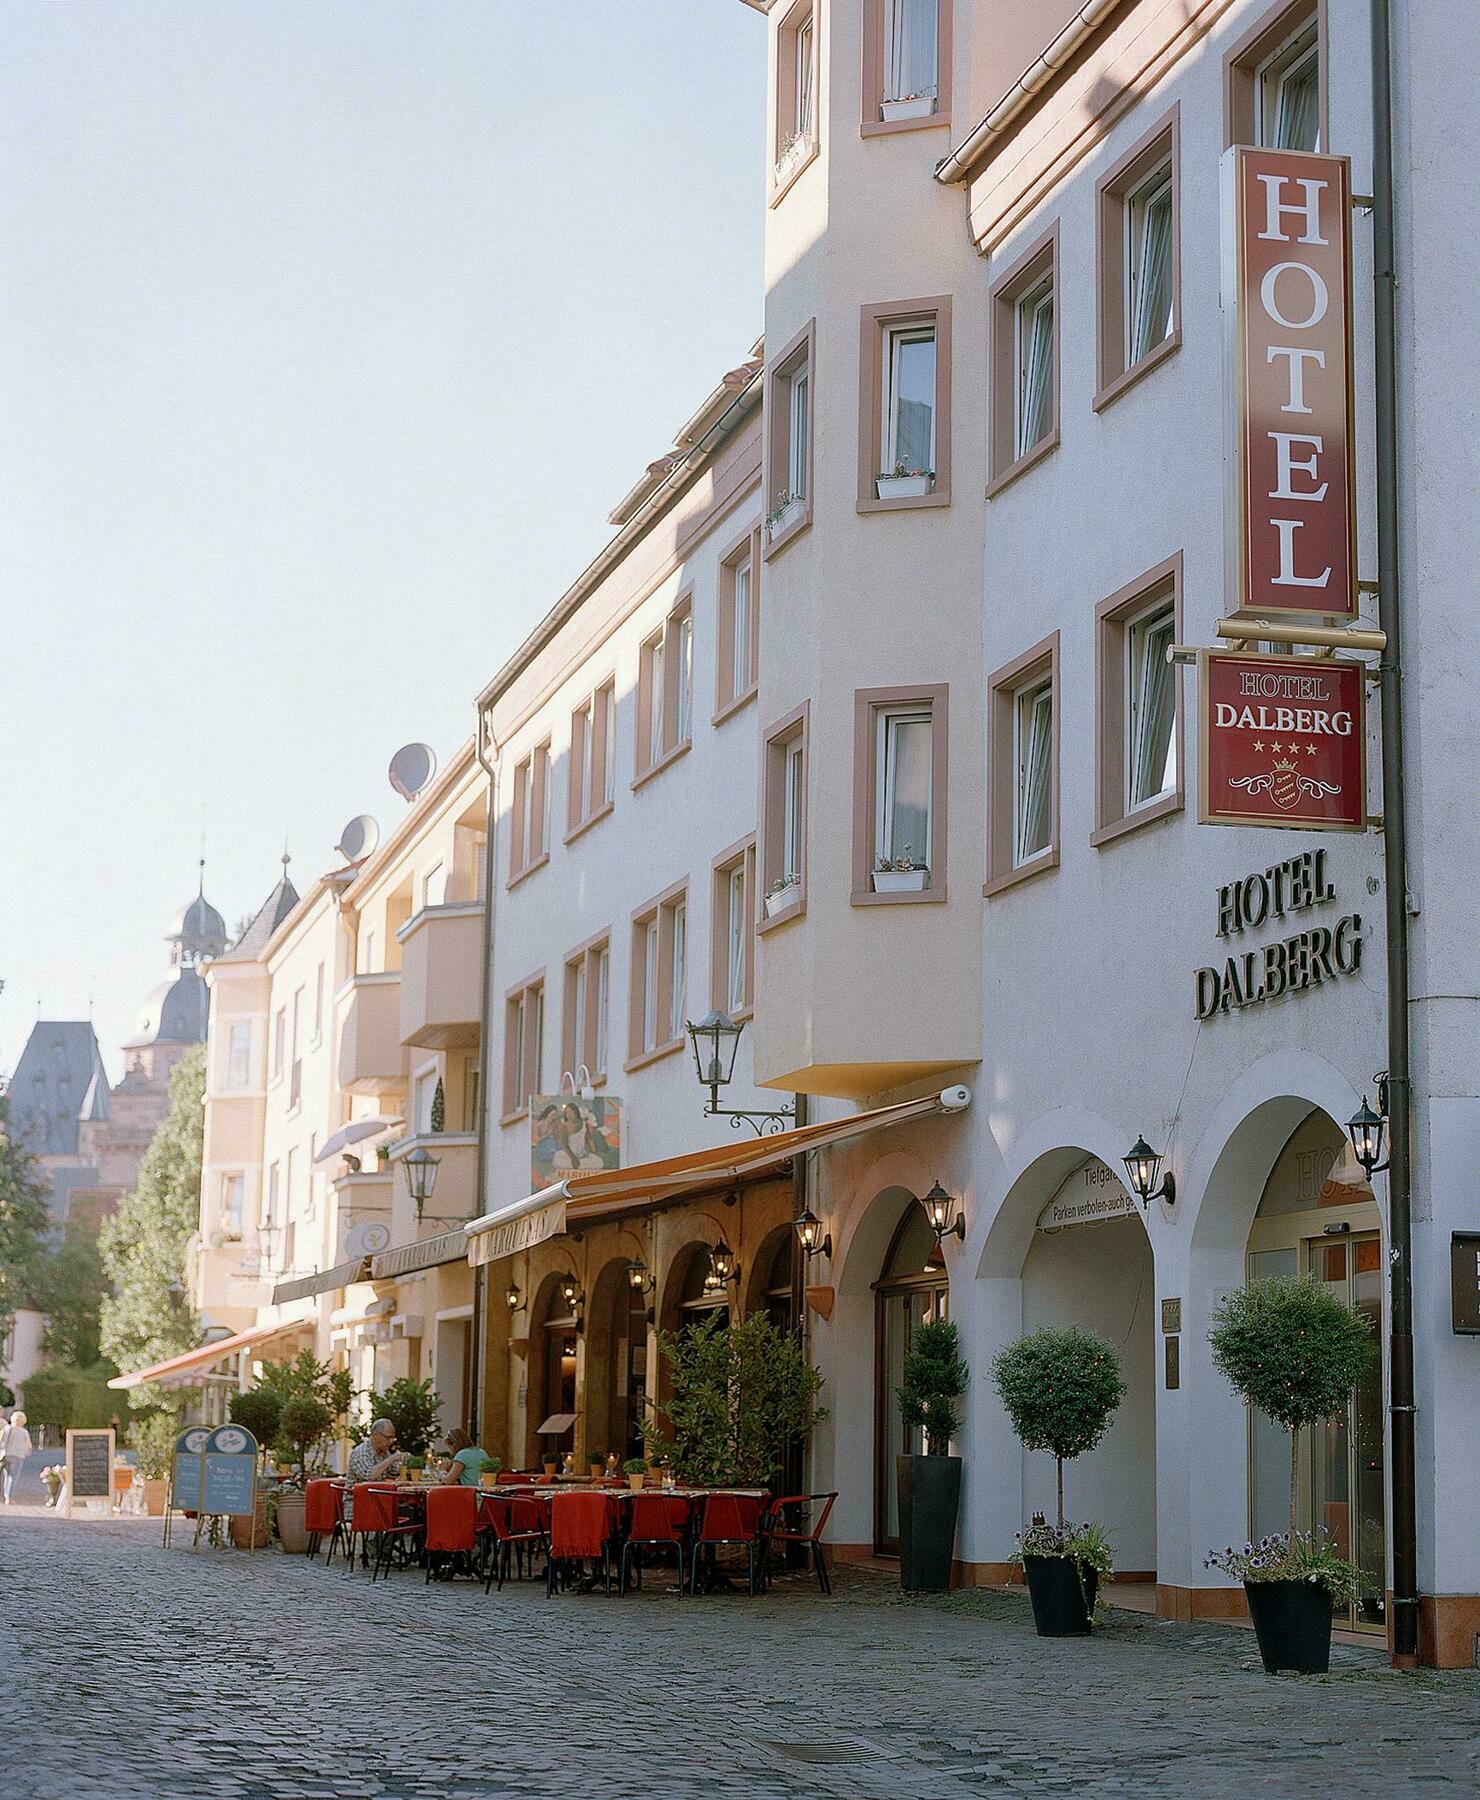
xmin=274 ymin=1394 xmax=332 ymax=1553
xmin=228 ymin=1388 xmax=282 ymax=1473
xmin=1206 ymin=1275 xmax=1371 ymax=1674
xmin=895 ymin=1318 xmax=968 ymax=1592
xmin=992 ymin=1326 xmax=1126 ymax=1635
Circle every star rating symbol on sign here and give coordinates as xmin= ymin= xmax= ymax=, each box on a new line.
xmin=1306 ymin=742 xmax=1318 ymax=756
xmin=1253 ymin=739 xmax=1265 ymax=752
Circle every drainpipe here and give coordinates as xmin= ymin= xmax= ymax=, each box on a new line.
xmin=786 ymin=1093 xmax=810 ymax=1525
xmin=1369 ymin=0 xmax=1418 ymax=1666
xmin=468 ymin=712 xmax=501 ymax=1444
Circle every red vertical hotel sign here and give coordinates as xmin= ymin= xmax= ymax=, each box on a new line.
xmin=1199 ymin=650 xmax=1365 ymax=831
xmin=1224 ymin=146 xmax=1356 ymax=619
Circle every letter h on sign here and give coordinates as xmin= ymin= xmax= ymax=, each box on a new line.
xmin=1221 ymin=146 xmax=1357 ymax=619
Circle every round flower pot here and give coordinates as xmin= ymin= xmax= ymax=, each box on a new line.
xmin=628 ymin=1473 xmax=645 ymax=1492
xmin=229 ymin=1497 xmax=269 ymax=1550
xmin=275 ymin=1492 xmax=309 ymax=1554
xmin=896 ymin=1453 xmax=961 ymax=1592
xmin=142 ymin=1478 xmax=169 ymax=1518
xmin=1244 ymin=1578 xmax=1333 ymax=1674
xmin=478 ymin=1472 xmax=499 ymax=1491
xmin=1023 ymin=1556 xmax=1098 ymax=1636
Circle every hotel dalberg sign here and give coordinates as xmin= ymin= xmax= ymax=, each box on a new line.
xmin=1223 ymin=146 xmax=1356 ymax=619
xmin=1198 ymin=649 xmax=1366 ymax=830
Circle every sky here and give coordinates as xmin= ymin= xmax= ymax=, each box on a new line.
xmin=0 ymin=1 xmax=766 ymax=1082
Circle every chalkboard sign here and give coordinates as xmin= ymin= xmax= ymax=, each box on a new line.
xmin=171 ymin=1428 xmax=209 ymax=1507
xmin=200 ymin=1423 xmax=258 ymax=1518
xmin=66 ymin=1429 xmax=115 ymax=1511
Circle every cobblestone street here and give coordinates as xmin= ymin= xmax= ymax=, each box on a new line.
xmin=0 ymin=1510 xmax=1474 ymax=1799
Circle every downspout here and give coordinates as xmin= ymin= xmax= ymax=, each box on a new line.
xmin=1369 ymin=0 xmax=1418 ymax=1667
xmin=786 ymin=1095 xmax=810 ymax=1514
xmin=468 ymin=711 xmax=501 ymax=1443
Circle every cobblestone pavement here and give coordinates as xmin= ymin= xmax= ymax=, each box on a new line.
xmin=0 ymin=1509 xmax=1474 ymax=1800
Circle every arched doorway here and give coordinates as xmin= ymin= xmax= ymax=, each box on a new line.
xmin=584 ymin=1257 xmax=649 ymax=1466
xmin=526 ymin=1271 xmax=579 ymax=1467
xmin=874 ymin=1198 xmax=948 ymax=1553
xmin=746 ymin=1226 xmax=795 ymax=1333
xmin=1020 ymin=1158 xmax=1156 ymax=1575
xmin=1246 ymin=1109 xmax=1384 ymax=1631
xmin=669 ymin=1241 xmax=730 ymax=1333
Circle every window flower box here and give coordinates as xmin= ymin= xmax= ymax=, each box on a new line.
xmin=764 ymin=876 xmax=801 ymax=918
xmin=872 ymin=866 xmax=929 ymax=894
xmin=882 ymin=94 xmax=936 ymax=123
xmin=875 ymin=471 xmax=935 ymax=501
xmin=775 ymin=132 xmax=812 ymax=184
xmin=766 ymin=494 xmax=805 ymax=543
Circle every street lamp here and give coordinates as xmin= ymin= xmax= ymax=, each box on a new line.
xmin=793 ymin=1208 xmax=832 ymax=1261
xmin=626 ymin=1256 xmax=650 ymax=1293
xmin=505 ymin=1281 xmax=523 ymax=1313
xmin=710 ymin=1237 xmax=739 ymax=1285
xmin=919 ymin=1181 xmax=965 ymax=1242
xmin=1346 ymin=1085 xmax=1390 ymax=1176
xmin=403 ymin=1145 xmax=441 ymax=1220
xmin=686 ymin=1010 xmax=796 ymax=1136
xmin=1122 ymin=1136 xmax=1176 ymax=1208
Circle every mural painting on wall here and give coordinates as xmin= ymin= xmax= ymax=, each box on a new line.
xmin=531 ymin=1095 xmax=623 ymax=1187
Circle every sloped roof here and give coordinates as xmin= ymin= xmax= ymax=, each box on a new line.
xmin=216 ymin=873 xmax=301 ymax=964
xmin=6 ymin=1021 xmax=110 ymax=1158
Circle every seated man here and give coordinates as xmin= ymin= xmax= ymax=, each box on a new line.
xmin=441 ymin=1427 xmax=498 ymax=1486
xmin=347 ymin=1418 xmax=404 ymax=1485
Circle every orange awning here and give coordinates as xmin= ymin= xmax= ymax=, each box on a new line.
xmin=106 ymin=1320 xmax=308 ymax=1391
xmin=466 ymin=1087 xmax=970 ymax=1265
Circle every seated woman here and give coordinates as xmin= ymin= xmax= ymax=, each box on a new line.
xmin=441 ymin=1427 xmax=499 ymax=1486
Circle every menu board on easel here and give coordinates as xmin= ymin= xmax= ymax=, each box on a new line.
xmin=194 ymin=1423 xmax=260 ymax=1550
xmin=164 ymin=1426 xmax=210 ymax=1547
xmin=65 ymin=1429 xmax=115 ymax=1518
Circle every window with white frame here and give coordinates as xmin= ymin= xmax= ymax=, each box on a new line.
xmin=719 ymin=534 xmax=759 ymax=713
xmin=593 ymin=944 xmax=610 ymax=1075
xmin=226 ymin=1021 xmax=252 ymax=1091
xmin=1014 ymin=276 xmax=1055 ymax=460
xmin=717 ymin=854 xmax=753 ymax=1016
xmin=641 ymin=918 xmax=660 ymax=1054
xmin=885 ymin=0 xmax=938 ymax=103
xmin=783 ymin=739 xmax=805 ymax=882
xmin=762 ymin=709 xmax=808 ymax=918
xmin=503 ymin=976 xmax=544 ymax=1120
xmin=602 ymin=688 xmax=617 ymax=805
xmin=272 ymin=1008 xmax=286 ymax=1082
xmin=569 ymin=679 xmax=616 ymax=833
xmin=668 ymin=898 xmax=687 ymax=1043
xmin=637 ymin=602 xmax=693 ymax=779
xmin=562 ymin=935 xmax=611 ymax=1081
xmin=263 ymin=1160 xmax=280 ymax=1231
xmin=1126 ymin=600 xmax=1178 ymax=809
xmin=284 ymin=1147 xmax=297 ymax=1221
xmin=788 ymin=366 xmax=810 ymax=501
xmin=644 ymin=631 xmax=666 ymax=771
xmin=795 ymin=11 xmax=815 ymax=139
xmin=1125 ymin=162 xmax=1174 ymax=366
xmin=876 ymin=707 xmax=933 ymax=875
xmin=732 ymin=555 xmax=754 ymax=698
xmin=883 ymin=323 xmax=936 ymax=475
xmin=630 ymin=888 xmax=687 ymax=1061
xmin=767 ymin=327 xmax=814 ymax=547
xmin=222 ymin=1173 xmax=245 ymax=1240
xmin=1014 ymin=675 xmax=1055 ymax=866
xmin=510 ymin=742 xmax=551 ymax=880
xmin=676 ymin=614 xmax=693 ymax=745
xmin=1256 ymin=19 xmax=1319 ymax=150
xmin=312 ymin=963 xmax=324 ymax=1042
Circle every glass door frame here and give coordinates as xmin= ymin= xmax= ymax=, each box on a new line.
xmin=872 ymin=1270 xmax=948 ymax=1554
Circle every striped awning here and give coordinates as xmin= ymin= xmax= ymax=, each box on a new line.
xmin=107 ymin=1320 xmax=306 ymax=1391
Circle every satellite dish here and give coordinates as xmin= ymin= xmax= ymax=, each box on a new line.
xmin=335 ymin=814 xmax=380 ymax=864
xmin=345 ymin=1220 xmax=391 ymax=1259
xmin=389 ymin=742 xmax=437 ymax=803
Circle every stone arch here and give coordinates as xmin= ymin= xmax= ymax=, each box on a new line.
xmin=524 ymin=1267 xmax=578 ymax=1468
xmin=583 ymin=1254 xmax=648 ymax=1466
xmin=742 ymin=1222 xmax=795 ymax=1328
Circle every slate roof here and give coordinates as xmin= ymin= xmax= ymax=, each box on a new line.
xmin=215 ymin=873 xmax=302 ymax=964
xmin=6 ymin=1021 xmax=109 ymax=1158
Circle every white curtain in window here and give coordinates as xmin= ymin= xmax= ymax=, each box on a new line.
xmin=677 ymin=616 xmax=693 ymax=743
xmin=788 ymin=371 xmax=809 ymax=498
xmin=881 ymin=711 xmax=932 ymax=867
xmin=669 ymin=902 xmax=687 ymax=1041
xmin=886 ymin=0 xmax=938 ymax=100
xmin=1129 ymin=608 xmax=1177 ymax=806
xmin=1016 ymin=683 xmax=1054 ymax=863
xmin=732 ymin=561 xmax=753 ymax=696
xmin=1129 ymin=176 xmax=1174 ymax=363
xmin=1017 ymin=284 xmax=1054 ymax=457
xmin=1265 ymin=31 xmax=1320 ymax=151
xmin=888 ymin=331 xmax=935 ymax=473
xmin=727 ymin=867 xmax=746 ymax=1012
xmin=602 ymin=691 xmax=616 ymax=806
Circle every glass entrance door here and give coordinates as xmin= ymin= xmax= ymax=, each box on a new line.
xmin=873 ymin=1200 xmax=948 ymax=1554
xmin=1311 ymin=1233 xmax=1386 ymax=1630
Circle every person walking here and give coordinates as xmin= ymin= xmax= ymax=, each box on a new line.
xmin=2 ymin=1410 xmax=34 ymax=1503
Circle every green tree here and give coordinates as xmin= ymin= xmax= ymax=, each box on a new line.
xmin=898 ymin=1317 xmax=969 ymax=1456
xmin=0 ymin=1096 xmax=55 ymax=1349
xmin=1209 ymin=1274 xmax=1373 ymax=1539
xmin=280 ymin=1395 xmax=334 ymax=1478
xmin=356 ymin=1377 xmax=444 ymax=1457
xmin=98 ymin=1047 xmax=205 ymax=1400
xmin=992 ymin=1326 xmax=1127 ymax=1527
xmin=38 ymin=1223 xmax=107 ymax=1368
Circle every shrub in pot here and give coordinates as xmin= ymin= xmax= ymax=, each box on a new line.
xmin=992 ymin=1326 xmax=1125 ymax=1634
xmin=1207 ymin=1275 xmax=1372 ymax=1673
xmin=624 ymin=1457 xmax=648 ymax=1492
xmin=895 ymin=1318 xmax=968 ymax=1592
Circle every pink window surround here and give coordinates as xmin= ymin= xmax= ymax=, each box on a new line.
xmin=772 ymin=0 xmax=821 ymax=207
xmin=566 ymin=678 xmax=617 ymax=844
xmin=1092 ymin=554 xmax=1185 ymax=847
xmin=759 ymin=701 xmax=809 ymax=934
xmin=633 ymin=593 xmax=694 ymax=789
xmin=861 ymin=0 xmax=952 ymax=137
xmin=1223 ymin=0 xmax=1327 ymax=150
xmin=626 ymin=879 xmax=689 ymax=1072
xmin=856 ymin=297 xmax=952 ymax=513
xmin=508 ymin=741 xmax=551 ymax=889
xmin=714 ymin=525 xmax=761 ymax=723
xmin=764 ymin=320 xmax=816 ymax=561
xmin=852 ymin=684 xmax=949 ymax=905
xmin=710 ymin=835 xmax=758 ymax=1018
xmin=987 ymin=222 xmax=1060 ymax=498
xmin=985 ymin=633 xmax=1060 ymax=897
xmin=561 ymin=930 xmax=611 ymax=1087
xmin=1094 ymin=106 xmax=1181 ymax=412
xmin=501 ymin=971 xmax=546 ymax=1126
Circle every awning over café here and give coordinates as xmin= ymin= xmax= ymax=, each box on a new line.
xmin=107 ymin=1320 xmax=305 ymax=1391
xmin=465 ymin=1087 xmax=970 ymax=1268
xmin=371 ymin=1227 xmax=469 ymax=1281
xmin=271 ymin=1256 xmax=370 ymax=1305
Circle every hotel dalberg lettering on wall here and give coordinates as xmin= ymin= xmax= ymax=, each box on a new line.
xmin=1193 ymin=848 xmax=1364 ymax=1019
xmin=1223 ymin=146 xmax=1356 ymax=619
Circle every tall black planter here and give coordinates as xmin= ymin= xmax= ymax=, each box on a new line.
xmin=1244 ymin=1579 xmax=1334 ymax=1674
xmin=896 ymin=1453 xmax=961 ymax=1592
xmin=1023 ymin=1555 xmax=1098 ymax=1636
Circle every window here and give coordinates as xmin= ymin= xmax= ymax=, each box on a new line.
xmin=1225 ymin=5 xmax=1324 ymax=151
xmin=285 ymin=1147 xmax=298 ymax=1221
xmin=864 ymin=0 xmax=951 ymax=130
xmin=854 ymin=687 xmax=948 ymax=902
xmin=502 ymin=975 xmax=545 ymax=1121
xmin=859 ymin=299 xmax=951 ymax=509
xmin=774 ymin=2 xmax=819 ymax=193
xmin=717 ymin=530 xmax=760 ymax=717
xmin=509 ymin=740 xmax=551 ymax=882
xmin=568 ymin=679 xmax=616 ymax=836
xmin=421 ymin=862 xmax=446 ymax=909
xmin=628 ymin=885 xmax=688 ymax=1066
xmin=226 ymin=1021 xmax=251 ymax=1091
xmin=1095 ymin=110 xmax=1180 ymax=408
xmin=289 ymin=986 xmax=303 ymax=1108
xmin=271 ymin=1008 xmax=286 ymax=1082
xmin=712 ymin=838 xmax=757 ymax=1016
xmin=263 ymin=1161 xmax=280 ymax=1231
xmin=989 ymin=229 xmax=1058 ymax=492
xmin=1093 ymin=554 xmax=1185 ymax=844
xmin=462 ymin=1056 xmax=481 ymax=1133
xmin=312 ymin=963 xmax=324 ymax=1042
xmin=761 ymin=704 xmax=809 ymax=926
xmin=414 ymin=1065 xmax=439 ymax=1135
xmin=636 ymin=599 xmax=693 ymax=781
xmin=986 ymin=636 xmax=1059 ymax=893
xmin=221 ymin=1174 xmax=245 ymax=1241
xmin=765 ymin=323 xmax=815 ymax=554
xmin=562 ymin=934 xmax=611 ymax=1081
xmin=886 ymin=0 xmax=937 ymax=102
